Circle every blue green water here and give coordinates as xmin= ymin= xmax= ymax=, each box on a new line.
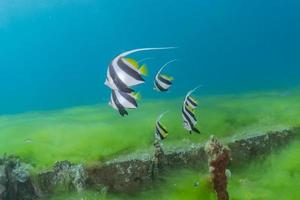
xmin=1 ymin=0 xmax=300 ymax=115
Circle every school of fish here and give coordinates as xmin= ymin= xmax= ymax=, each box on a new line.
xmin=104 ymin=47 xmax=201 ymax=142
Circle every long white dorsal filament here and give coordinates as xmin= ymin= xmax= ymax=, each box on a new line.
xmin=156 ymin=110 xmax=169 ymax=123
xmin=119 ymin=47 xmax=177 ymax=58
xmin=155 ymin=59 xmax=178 ymax=78
xmin=185 ymin=85 xmax=203 ymax=100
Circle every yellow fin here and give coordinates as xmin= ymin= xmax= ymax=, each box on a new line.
xmin=190 ymin=96 xmax=198 ymax=104
xmin=124 ymin=58 xmax=139 ymax=69
xmin=132 ymin=92 xmax=142 ymax=101
xmin=186 ymin=105 xmax=196 ymax=113
xmin=162 ymin=74 xmax=174 ymax=81
xmin=139 ymin=64 xmax=148 ymax=76
xmin=162 ymin=132 xmax=168 ymax=138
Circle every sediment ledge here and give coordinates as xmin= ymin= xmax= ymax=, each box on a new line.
xmin=0 ymin=127 xmax=299 ymax=199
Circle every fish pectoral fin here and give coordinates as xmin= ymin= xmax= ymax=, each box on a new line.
xmin=139 ymin=64 xmax=148 ymax=76
xmin=124 ymin=57 xmax=139 ymax=69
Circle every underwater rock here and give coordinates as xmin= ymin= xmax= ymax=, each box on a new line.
xmin=84 ymin=128 xmax=299 ymax=193
xmin=0 ymin=128 xmax=296 ymax=198
xmin=229 ymin=129 xmax=296 ymax=166
xmin=36 ymin=161 xmax=87 ymax=196
xmin=164 ymin=145 xmax=207 ymax=169
xmin=87 ymin=159 xmax=153 ymax=193
xmin=0 ymin=165 xmax=7 ymax=199
xmin=0 ymin=155 xmax=36 ymax=200
xmin=205 ymin=136 xmax=230 ymax=200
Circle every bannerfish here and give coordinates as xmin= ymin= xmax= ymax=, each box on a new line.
xmin=105 ymin=47 xmax=176 ymax=93
xmin=155 ymin=111 xmax=169 ymax=141
xmin=154 ymin=59 xmax=177 ymax=92
xmin=182 ymin=86 xmax=202 ymax=134
xmin=109 ymin=90 xmax=140 ymax=116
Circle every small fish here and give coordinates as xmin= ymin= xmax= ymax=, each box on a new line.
xmin=109 ymin=90 xmax=140 ymax=116
xmin=154 ymin=59 xmax=177 ymax=92
xmin=105 ymin=47 xmax=176 ymax=93
xmin=155 ymin=111 xmax=169 ymax=141
xmin=182 ymin=86 xmax=202 ymax=134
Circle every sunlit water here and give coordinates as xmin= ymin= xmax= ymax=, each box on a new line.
xmin=1 ymin=0 xmax=300 ymax=199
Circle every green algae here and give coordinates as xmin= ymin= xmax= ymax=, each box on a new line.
xmin=0 ymin=91 xmax=300 ymax=170
xmin=46 ymin=140 xmax=300 ymax=200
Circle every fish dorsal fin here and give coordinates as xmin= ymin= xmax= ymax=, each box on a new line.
xmin=132 ymin=92 xmax=141 ymax=101
xmin=139 ymin=64 xmax=148 ymax=76
xmin=124 ymin=57 xmax=139 ymax=69
xmin=161 ymin=74 xmax=174 ymax=81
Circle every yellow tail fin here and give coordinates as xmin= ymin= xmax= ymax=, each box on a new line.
xmin=139 ymin=64 xmax=148 ymax=76
xmin=132 ymin=92 xmax=142 ymax=101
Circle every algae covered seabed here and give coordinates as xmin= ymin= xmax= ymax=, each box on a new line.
xmin=1 ymin=91 xmax=300 ymax=199
xmin=1 ymin=91 xmax=300 ymax=169
xmin=46 ymin=140 xmax=300 ymax=200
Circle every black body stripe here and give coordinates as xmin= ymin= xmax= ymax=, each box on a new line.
xmin=192 ymin=126 xmax=200 ymax=134
xmin=112 ymin=90 xmax=127 ymax=116
xmin=157 ymin=75 xmax=172 ymax=85
xmin=155 ymin=80 xmax=168 ymax=92
xmin=184 ymin=105 xmax=197 ymax=122
xmin=157 ymin=122 xmax=168 ymax=133
xmin=109 ymin=64 xmax=133 ymax=93
xmin=187 ymin=96 xmax=197 ymax=107
xmin=156 ymin=128 xmax=166 ymax=140
xmin=117 ymin=59 xmax=144 ymax=81
xmin=182 ymin=106 xmax=199 ymax=134
xmin=182 ymin=107 xmax=193 ymax=127
xmin=119 ymin=91 xmax=138 ymax=108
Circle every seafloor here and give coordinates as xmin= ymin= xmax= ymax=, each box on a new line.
xmin=1 ymin=90 xmax=300 ymax=199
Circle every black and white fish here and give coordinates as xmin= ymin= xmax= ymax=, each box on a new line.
xmin=109 ymin=90 xmax=140 ymax=116
xmin=154 ymin=59 xmax=177 ymax=92
xmin=155 ymin=111 xmax=169 ymax=141
xmin=105 ymin=47 xmax=176 ymax=93
xmin=182 ymin=86 xmax=201 ymax=134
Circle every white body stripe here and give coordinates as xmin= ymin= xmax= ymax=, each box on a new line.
xmin=182 ymin=116 xmax=192 ymax=131
xmin=105 ymin=71 xmax=118 ymax=90
xmin=115 ymin=90 xmax=137 ymax=109
xmin=155 ymin=77 xmax=171 ymax=90
xmin=109 ymin=95 xmax=118 ymax=110
xmin=183 ymin=106 xmax=197 ymax=125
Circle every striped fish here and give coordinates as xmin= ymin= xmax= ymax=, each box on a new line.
xmin=182 ymin=86 xmax=202 ymax=134
xmin=109 ymin=90 xmax=140 ymax=116
xmin=105 ymin=47 xmax=176 ymax=93
xmin=155 ymin=111 xmax=169 ymax=141
xmin=154 ymin=59 xmax=177 ymax=92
